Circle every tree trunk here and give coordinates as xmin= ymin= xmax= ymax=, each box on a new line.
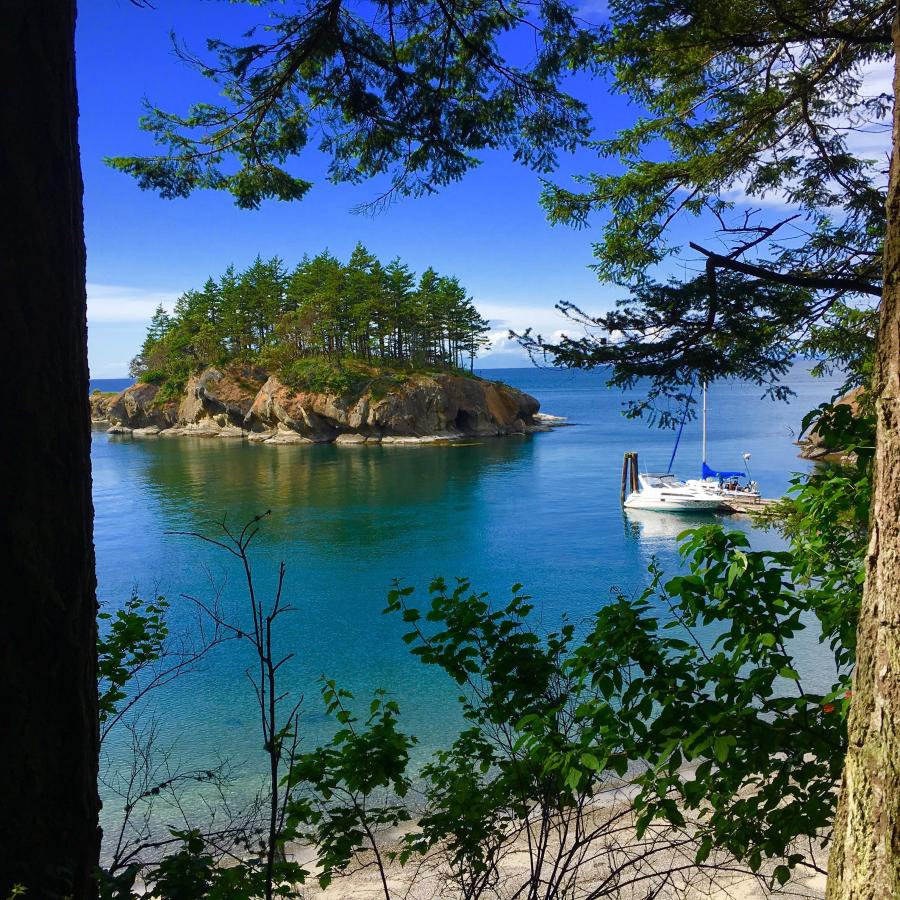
xmin=826 ymin=8 xmax=900 ymax=897
xmin=0 ymin=3 xmax=99 ymax=897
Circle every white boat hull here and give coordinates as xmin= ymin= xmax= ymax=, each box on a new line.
xmin=624 ymin=493 xmax=722 ymax=512
xmin=625 ymin=472 xmax=724 ymax=513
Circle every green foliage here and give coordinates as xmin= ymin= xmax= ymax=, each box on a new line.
xmin=805 ymin=305 xmax=880 ymax=391
xmin=521 ymin=1 xmax=889 ymax=419
xmin=570 ymin=407 xmax=870 ymax=875
xmin=137 ymin=370 xmax=167 ymax=386
xmin=122 ymin=829 xmax=307 ymax=900
xmin=385 ymin=578 xmax=637 ymax=896
xmin=526 ymin=275 xmax=812 ymax=425
xmin=131 ymin=246 xmax=490 ymax=399
xmin=568 ymin=404 xmax=870 ymax=873
xmin=278 ymin=357 xmax=418 ymax=400
xmin=154 ymin=374 xmax=191 ymax=407
xmin=97 ymin=592 xmax=169 ymax=730
xmin=286 ymin=681 xmax=415 ymax=890
xmin=571 ymin=528 xmax=850 ymax=870
xmin=144 ymin=832 xmax=215 ymax=900
xmin=108 ymin=1 xmax=593 ymax=208
xmin=764 ymin=401 xmax=874 ymax=674
xmin=368 ymin=371 xmax=410 ymax=401
xmin=277 ymin=357 xmax=369 ymax=397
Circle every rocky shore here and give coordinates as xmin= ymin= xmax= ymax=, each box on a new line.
xmin=91 ymin=366 xmax=559 ymax=444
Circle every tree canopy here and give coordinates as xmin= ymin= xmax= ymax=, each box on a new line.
xmin=112 ymin=0 xmax=892 ymax=418
xmin=132 ymin=244 xmax=491 ymax=395
xmin=107 ymin=0 xmax=596 ymax=209
xmin=526 ymin=0 xmax=892 ymax=422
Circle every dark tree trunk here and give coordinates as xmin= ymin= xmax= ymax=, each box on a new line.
xmin=0 ymin=3 xmax=99 ymax=898
xmin=826 ymin=7 xmax=900 ymax=897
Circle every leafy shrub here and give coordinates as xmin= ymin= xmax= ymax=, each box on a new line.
xmin=278 ymin=358 xmax=369 ymax=397
xmin=154 ymin=377 xmax=188 ymax=407
xmin=368 ymin=372 xmax=409 ymax=401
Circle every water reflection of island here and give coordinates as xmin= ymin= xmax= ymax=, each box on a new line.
xmin=102 ymin=431 xmax=535 ymax=551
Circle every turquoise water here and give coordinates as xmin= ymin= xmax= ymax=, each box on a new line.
xmin=93 ymin=366 xmax=841 ymax=827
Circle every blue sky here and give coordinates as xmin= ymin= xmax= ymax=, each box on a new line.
xmin=77 ymin=1 xmax=627 ymax=376
xmin=77 ymin=3 xmax=890 ymax=378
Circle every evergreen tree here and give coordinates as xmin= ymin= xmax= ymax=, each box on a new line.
xmin=219 ymin=263 xmax=249 ymax=358
xmin=344 ymin=243 xmax=380 ymax=360
xmin=383 ymin=258 xmax=416 ymax=362
xmin=131 ymin=248 xmax=494 ymax=388
xmin=129 ymin=304 xmax=171 ymax=378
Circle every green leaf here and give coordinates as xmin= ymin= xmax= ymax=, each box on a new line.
xmin=713 ymin=735 xmax=736 ymax=763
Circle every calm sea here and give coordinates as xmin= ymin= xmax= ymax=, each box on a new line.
xmin=91 ymin=366 xmax=842 ymax=829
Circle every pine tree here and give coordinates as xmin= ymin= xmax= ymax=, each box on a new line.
xmin=384 ymin=258 xmax=416 ymax=362
xmin=133 ymin=248 xmax=493 ymax=381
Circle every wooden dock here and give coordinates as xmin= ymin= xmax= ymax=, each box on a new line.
xmin=718 ymin=495 xmax=779 ymax=515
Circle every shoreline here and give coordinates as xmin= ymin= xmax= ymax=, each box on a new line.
xmin=91 ymin=367 xmax=560 ymax=446
xmin=113 ymin=783 xmax=828 ymax=899
xmin=94 ymin=412 xmax=569 ymax=445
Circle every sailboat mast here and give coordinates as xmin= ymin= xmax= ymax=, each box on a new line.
xmin=702 ymin=381 xmax=707 ymax=469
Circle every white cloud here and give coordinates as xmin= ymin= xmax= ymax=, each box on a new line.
xmin=87 ymin=283 xmax=179 ymax=324
xmin=475 ymin=299 xmax=609 ymax=364
xmin=480 ymin=301 xmax=595 ymax=337
xmin=721 ymin=59 xmax=892 ymax=210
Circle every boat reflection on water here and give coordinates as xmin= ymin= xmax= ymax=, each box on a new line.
xmin=624 ymin=507 xmax=721 ymax=541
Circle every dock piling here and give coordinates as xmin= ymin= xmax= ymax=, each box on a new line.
xmin=621 ymin=452 xmax=639 ymax=504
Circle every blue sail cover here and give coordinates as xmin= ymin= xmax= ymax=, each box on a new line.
xmin=702 ymin=462 xmax=745 ymax=480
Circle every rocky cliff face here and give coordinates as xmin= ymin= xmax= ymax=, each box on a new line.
xmin=97 ymin=367 xmax=546 ymax=444
xmin=105 ymin=382 xmax=178 ymax=433
xmin=798 ymin=385 xmax=864 ymax=462
xmin=89 ymin=392 xmax=116 ymax=422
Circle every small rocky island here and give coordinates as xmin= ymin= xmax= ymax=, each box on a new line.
xmin=91 ymin=366 xmax=550 ymax=444
xmin=93 ymin=248 xmax=557 ymax=445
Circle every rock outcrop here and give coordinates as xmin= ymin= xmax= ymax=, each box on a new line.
xmin=173 ymin=367 xmax=267 ymax=437
xmin=798 ymin=386 xmax=864 ymax=462
xmin=105 ymin=382 xmax=179 ymax=433
xmin=90 ymin=392 xmax=115 ymax=423
xmin=102 ymin=367 xmax=550 ymax=444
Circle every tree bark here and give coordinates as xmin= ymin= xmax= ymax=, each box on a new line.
xmin=0 ymin=2 xmax=99 ymax=897
xmin=826 ymin=7 xmax=900 ymax=897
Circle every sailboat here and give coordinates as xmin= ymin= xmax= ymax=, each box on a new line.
xmin=684 ymin=382 xmax=760 ymax=499
xmin=622 ymin=380 xmax=759 ymax=513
